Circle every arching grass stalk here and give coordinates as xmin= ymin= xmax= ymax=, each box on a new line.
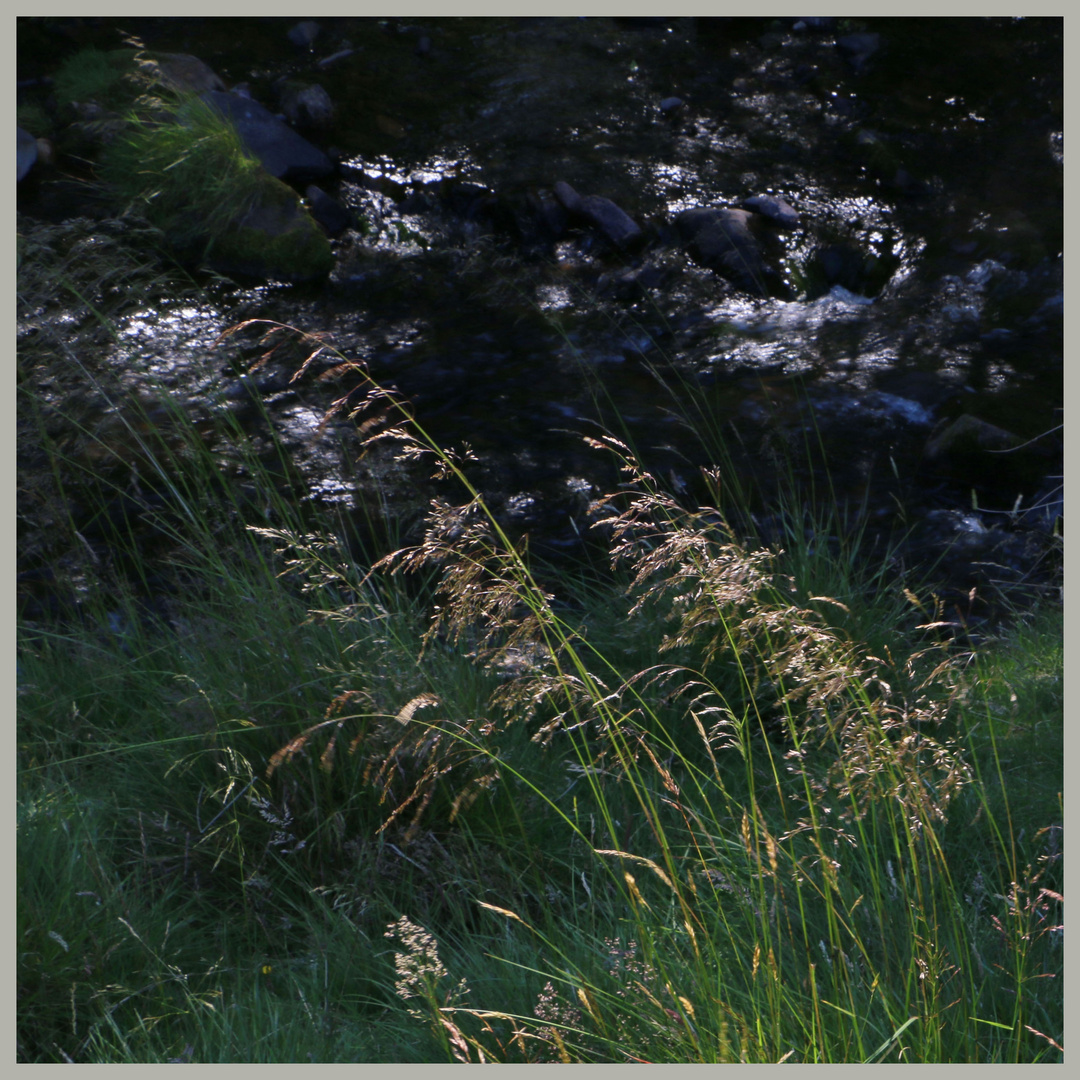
xmin=224 ymin=320 xmax=1061 ymax=1061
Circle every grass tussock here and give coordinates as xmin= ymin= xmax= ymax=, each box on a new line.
xmin=17 ymin=319 xmax=1062 ymax=1063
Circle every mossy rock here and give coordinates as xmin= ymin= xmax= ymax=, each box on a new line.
xmin=100 ymin=93 xmax=332 ymax=283
xmin=201 ymin=172 xmax=333 ymax=283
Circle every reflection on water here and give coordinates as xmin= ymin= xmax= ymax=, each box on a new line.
xmin=17 ymin=16 xmax=1062 ymax=615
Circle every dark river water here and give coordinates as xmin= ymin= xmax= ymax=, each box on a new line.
xmin=17 ymin=16 xmax=1063 ymax=622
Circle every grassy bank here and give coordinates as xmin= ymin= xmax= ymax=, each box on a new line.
xmin=17 ymin=320 xmax=1062 ymax=1063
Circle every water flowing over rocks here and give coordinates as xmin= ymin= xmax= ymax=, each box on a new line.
xmin=16 ymin=16 xmax=1063 ymax=624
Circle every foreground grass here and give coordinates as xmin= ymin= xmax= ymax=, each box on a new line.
xmin=17 ymin=323 xmax=1062 ymax=1063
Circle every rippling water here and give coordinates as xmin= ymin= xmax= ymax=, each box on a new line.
xmin=17 ymin=16 xmax=1062 ymax=610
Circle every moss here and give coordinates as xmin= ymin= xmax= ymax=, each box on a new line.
xmin=99 ymin=92 xmax=330 ymax=281
xmin=207 ymin=173 xmax=334 ymax=282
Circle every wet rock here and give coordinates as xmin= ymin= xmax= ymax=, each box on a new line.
xmin=742 ymin=194 xmax=799 ymax=228
xmin=317 ymin=48 xmax=355 ymax=70
xmin=17 ymin=127 xmax=37 ymax=181
xmin=554 ymin=181 xmax=643 ymax=250
xmin=277 ymin=80 xmax=335 ymax=130
xmin=528 ymin=187 xmax=568 ymax=237
xmin=443 ymin=180 xmax=496 ymax=221
xmin=305 ymin=184 xmax=353 ymax=237
xmin=287 ymin=20 xmax=321 ymax=49
xmin=808 ymin=241 xmax=896 ymax=298
xmin=836 ymin=32 xmax=881 ymax=74
xmin=674 ymin=206 xmax=773 ymax=295
xmin=203 ymin=174 xmax=334 ymax=283
xmin=154 ymin=53 xmax=226 ymax=95
xmin=202 ymin=90 xmax=334 ymax=184
xmin=493 ymin=188 xmax=567 ymax=251
xmin=925 ymin=414 xmax=1021 ymax=459
xmin=552 ymin=180 xmax=583 ymax=214
xmin=792 ymin=17 xmax=835 ymax=32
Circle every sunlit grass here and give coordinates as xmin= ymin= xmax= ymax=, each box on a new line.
xmin=17 ymin=314 xmax=1062 ymax=1062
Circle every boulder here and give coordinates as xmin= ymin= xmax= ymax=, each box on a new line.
xmin=154 ymin=53 xmax=226 ymax=95
xmin=553 ymin=180 xmax=643 ymax=249
xmin=278 ymin=81 xmax=335 ymax=130
xmin=675 ymin=206 xmax=772 ymax=295
xmin=836 ymin=32 xmax=881 ymax=74
xmin=287 ymin=21 xmax=321 ymax=49
xmin=17 ymin=126 xmax=37 ymax=181
xmin=743 ymin=194 xmax=799 ymax=228
xmin=202 ymin=90 xmax=334 ymax=184
xmin=205 ymin=173 xmax=334 ymax=282
xmin=305 ymin=184 xmax=353 ymax=237
xmin=925 ymin=414 xmax=1021 ymax=461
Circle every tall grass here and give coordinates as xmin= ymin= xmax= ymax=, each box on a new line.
xmin=98 ymin=91 xmax=267 ymax=257
xmin=17 ymin=312 xmax=1062 ymax=1061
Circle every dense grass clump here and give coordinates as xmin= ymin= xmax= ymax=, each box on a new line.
xmin=53 ymin=47 xmax=136 ymax=110
xmin=17 ymin=319 xmax=1062 ymax=1062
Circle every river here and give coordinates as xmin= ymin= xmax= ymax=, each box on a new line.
xmin=16 ymin=16 xmax=1063 ymax=625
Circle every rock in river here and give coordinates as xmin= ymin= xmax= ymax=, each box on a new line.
xmin=17 ymin=127 xmax=37 ymax=181
xmin=742 ymin=193 xmax=800 ymax=228
xmin=836 ymin=32 xmax=881 ymax=74
xmin=553 ymin=180 xmax=643 ymax=250
xmin=155 ymin=53 xmax=227 ymax=95
xmin=277 ymin=80 xmax=335 ymax=130
xmin=305 ymin=184 xmax=353 ymax=237
xmin=202 ymin=90 xmax=334 ymax=184
xmin=287 ymin=21 xmax=321 ymax=49
xmin=675 ymin=206 xmax=775 ymax=296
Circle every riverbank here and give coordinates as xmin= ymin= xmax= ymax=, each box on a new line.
xmin=17 ymin=16 xmax=1062 ymax=1063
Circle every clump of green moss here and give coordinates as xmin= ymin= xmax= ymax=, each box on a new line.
xmin=207 ymin=172 xmax=335 ymax=282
